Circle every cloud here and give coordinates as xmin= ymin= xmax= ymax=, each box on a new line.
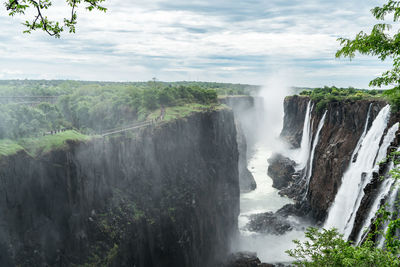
xmin=0 ymin=0 xmax=392 ymax=87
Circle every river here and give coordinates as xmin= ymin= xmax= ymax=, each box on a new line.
xmin=237 ymin=142 xmax=307 ymax=263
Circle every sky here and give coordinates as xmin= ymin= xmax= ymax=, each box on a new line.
xmin=0 ymin=0 xmax=394 ymax=87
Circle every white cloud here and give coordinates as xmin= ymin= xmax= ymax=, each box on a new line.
xmin=0 ymin=0 xmax=393 ymax=87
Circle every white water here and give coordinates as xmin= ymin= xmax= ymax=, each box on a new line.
xmin=351 ymin=104 xmax=372 ymax=162
xmin=355 ymin=122 xmax=400 ymax=245
xmin=237 ymin=142 xmax=307 ymax=263
xmin=356 ymin=164 xmax=396 ymax=244
xmin=303 ymin=110 xmax=327 ymax=199
xmin=375 ymin=123 xmax=399 ymax=166
xmin=296 ymin=101 xmax=313 ymax=169
xmin=324 ymin=105 xmax=391 ymax=239
xmin=239 ymin=144 xmax=293 ymax=221
xmin=378 ymin=178 xmax=400 ymax=248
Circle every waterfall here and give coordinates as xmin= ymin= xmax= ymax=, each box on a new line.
xmin=351 ymin=104 xmax=372 ymax=162
xmin=303 ymin=110 xmax=327 ymax=200
xmin=375 ymin=122 xmax=400 ymax=166
xmin=355 ymin=123 xmax=399 ymax=244
xmin=377 ymin=179 xmax=400 ymax=248
xmin=324 ymin=105 xmax=391 ymax=239
xmin=297 ymin=101 xmax=313 ymax=170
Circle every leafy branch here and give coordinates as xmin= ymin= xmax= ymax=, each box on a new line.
xmin=335 ymin=1 xmax=400 ymax=92
xmin=4 ymin=0 xmax=107 ymax=38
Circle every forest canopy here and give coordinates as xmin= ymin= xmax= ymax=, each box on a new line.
xmin=0 ymin=80 xmax=256 ymax=139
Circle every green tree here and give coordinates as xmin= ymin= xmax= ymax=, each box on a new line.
xmin=287 ymin=227 xmax=400 ymax=267
xmin=4 ymin=0 xmax=107 ymax=37
xmin=336 ymin=0 xmax=400 ymax=106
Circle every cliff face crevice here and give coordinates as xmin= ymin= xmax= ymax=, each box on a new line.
xmin=0 ymin=109 xmax=240 ymax=267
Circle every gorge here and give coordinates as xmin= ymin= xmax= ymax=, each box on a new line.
xmin=0 ymin=87 xmax=400 ymax=266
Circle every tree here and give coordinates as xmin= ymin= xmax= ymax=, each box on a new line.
xmin=4 ymin=0 xmax=107 ymax=38
xmin=336 ymin=1 xmax=400 ymax=91
xmin=287 ymin=227 xmax=400 ymax=267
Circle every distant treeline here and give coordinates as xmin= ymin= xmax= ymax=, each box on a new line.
xmin=0 ymin=80 xmax=259 ymax=139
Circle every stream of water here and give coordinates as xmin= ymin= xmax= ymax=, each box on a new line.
xmin=237 ymin=142 xmax=307 ymax=263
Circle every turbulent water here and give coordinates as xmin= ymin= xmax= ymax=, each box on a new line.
xmin=324 ymin=105 xmax=391 ymax=238
xmin=237 ymin=142 xmax=306 ymax=263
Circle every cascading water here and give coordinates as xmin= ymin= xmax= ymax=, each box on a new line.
xmin=377 ymin=177 xmax=400 ymax=248
xmin=355 ymin=122 xmax=399 ymax=244
xmin=296 ymin=101 xmax=313 ymax=169
xmin=324 ymin=105 xmax=391 ymax=239
xmin=303 ymin=110 xmax=327 ymax=200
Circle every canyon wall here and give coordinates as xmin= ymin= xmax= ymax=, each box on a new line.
xmin=0 ymin=109 xmax=240 ymax=267
xmin=220 ymin=96 xmax=258 ymax=192
xmin=280 ymin=96 xmax=389 ymax=221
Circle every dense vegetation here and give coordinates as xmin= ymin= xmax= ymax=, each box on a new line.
xmin=0 ymin=80 xmax=256 ymax=140
xmin=287 ymin=227 xmax=400 ymax=267
xmin=299 ymin=86 xmax=383 ymax=113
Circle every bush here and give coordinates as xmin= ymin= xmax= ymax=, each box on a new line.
xmin=287 ymin=227 xmax=400 ymax=267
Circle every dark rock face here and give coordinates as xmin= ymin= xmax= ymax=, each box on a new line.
xmin=245 ymin=212 xmax=293 ymax=235
xmin=237 ymin=122 xmax=256 ymax=192
xmin=280 ymin=96 xmax=387 ymax=222
xmin=223 ymin=252 xmax=275 ymax=267
xmin=0 ymin=110 xmax=240 ymax=267
xmin=280 ymin=96 xmax=309 ymax=148
xmin=276 ymin=202 xmax=311 ymax=218
xmin=221 ymin=96 xmax=257 ymax=192
xmin=308 ymin=100 xmax=386 ymax=221
xmin=267 ymin=153 xmax=296 ymax=189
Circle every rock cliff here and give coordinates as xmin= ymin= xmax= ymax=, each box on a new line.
xmin=0 ymin=109 xmax=240 ymax=267
xmin=280 ymin=96 xmax=388 ymax=221
xmin=220 ymin=96 xmax=257 ymax=192
xmin=280 ymin=95 xmax=309 ymax=148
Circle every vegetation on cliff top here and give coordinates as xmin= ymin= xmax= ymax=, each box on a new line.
xmin=0 ymin=80 xmax=253 ymax=141
xmin=299 ymin=86 xmax=384 ymax=113
xmin=0 ymin=130 xmax=91 ymax=158
xmin=0 ymin=80 xmax=248 ymax=155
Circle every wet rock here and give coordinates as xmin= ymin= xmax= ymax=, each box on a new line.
xmin=281 ymin=97 xmax=388 ymax=221
xmin=237 ymin=122 xmax=256 ymax=192
xmin=278 ymin=169 xmax=306 ymax=201
xmin=267 ymin=153 xmax=296 ymax=190
xmin=223 ymin=252 xmax=275 ymax=267
xmin=276 ymin=202 xmax=311 ymax=218
xmin=246 ymin=212 xmax=293 ymax=235
xmin=280 ymin=95 xmax=310 ymax=148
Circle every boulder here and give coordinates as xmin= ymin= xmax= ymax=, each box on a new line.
xmin=223 ymin=252 xmax=275 ymax=267
xmin=267 ymin=153 xmax=296 ymax=189
xmin=245 ymin=212 xmax=293 ymax=235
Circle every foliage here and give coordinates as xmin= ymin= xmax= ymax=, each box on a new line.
xmin=0 ymin=139 xmax=24 ymax=157
xmin=336 ymin=0 xmax=400 ymax=110
xmin=286 ymin=227 xmax=400 ymax=267
xmin=0 ymin=80 xmax=239 ymax=139
xmin=299 ymin=86 xmax=382 ymax=113
xmin=4 ymin=0 xmax=107 ymax=37
xmin=147 ymin=103 xmax=221 ymax=122
xmin=18 ymin=130 xmax=91 ymax=156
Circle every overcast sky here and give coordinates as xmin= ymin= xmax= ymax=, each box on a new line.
xmin=0 ymin=0 xmax=393 ymax=87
